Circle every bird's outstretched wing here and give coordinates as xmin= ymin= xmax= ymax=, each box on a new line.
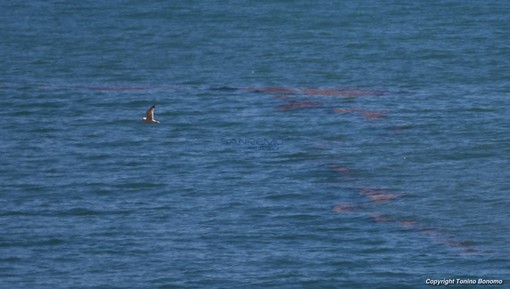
xmin=145 ymin=104 xmax=156 ymax=120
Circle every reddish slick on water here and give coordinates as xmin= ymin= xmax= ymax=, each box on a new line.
xmin=242 ymin=86 xmax=384 ymax=98
xmin=371 ymin=213 xmax=390 ymax=223
xmin=332 ymin=203 xmax=357 ymax=213
xmin=331 ymin=187 xmax=478 ymax=254
xmin=369 ymin=214 xmax=478 ymax=253
xmin=334 ymin=108 xmax=386 ymax=119
xmin=328 ymin=164 xmax=355 ymax=178
xmin=358 ymin=187 xmax=398 ymax=203
xmin=76 ymin=85 xmax=180 ymax=91
xmin=274 ymin=95 xmax=292 ymax=101
xmin=276 ymin=100 xmax=323 ymax=111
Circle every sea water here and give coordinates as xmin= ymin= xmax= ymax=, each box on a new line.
xmin=1 ymin=1 xmax=509 ymax=288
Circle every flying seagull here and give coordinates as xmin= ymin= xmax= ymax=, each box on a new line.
xmin=142 ymin=104 xmax=160 ymax=123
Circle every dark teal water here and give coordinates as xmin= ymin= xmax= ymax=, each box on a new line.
xmin=1 ymin=1 xmax=509 ymax=288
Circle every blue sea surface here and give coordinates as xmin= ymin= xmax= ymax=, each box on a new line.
xmin=1 ymin=1 xmax=509 ymax=288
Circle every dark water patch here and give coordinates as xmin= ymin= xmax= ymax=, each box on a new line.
xmin=209 ymin=86 xmax=239 ymax=92
xmin=112 ymin=181 xmax=166 ymax=191
xmin=0 ymin=210 xmax=43 ymax=217
xmin=0 ymin=257 xmax=22 ymax=262
xmin=0 ymin=238 xmax=65 ymax=248
xmin=51 ymin=207 xmax=132 ymax=218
